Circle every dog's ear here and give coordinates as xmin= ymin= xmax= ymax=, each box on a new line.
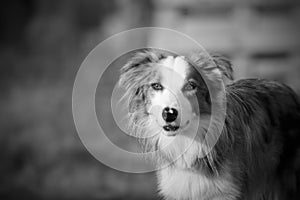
xmin=188 ymin=51 xmax=234 ymax=85
xmin=187 ymin=51 xmax=231 ymax=110
xmin=119 ymin=49 xmax=165 ymax=113
xmin=211 ymin=54 xmax=234 ymax=84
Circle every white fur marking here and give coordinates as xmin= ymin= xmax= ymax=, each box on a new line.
xmin=158 ymin=168 xmax=240 ymax=200
xmin=158 ymin=56 xmax=189 ymax=91
xmin=173 ymin=56 xmax=189 ymax=78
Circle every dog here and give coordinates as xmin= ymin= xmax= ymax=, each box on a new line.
xmin=119 ymin=49 xmax=300 ymax=200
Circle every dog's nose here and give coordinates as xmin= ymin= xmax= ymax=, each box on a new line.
xmin=162 ymin=107 xmax=178 ymax=123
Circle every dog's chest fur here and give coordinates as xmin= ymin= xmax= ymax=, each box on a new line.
xmin=157 ymin=167 xmax=240 ymax=200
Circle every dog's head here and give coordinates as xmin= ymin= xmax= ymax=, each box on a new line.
xmin=119 ymin=49 xmax=232 ymax=169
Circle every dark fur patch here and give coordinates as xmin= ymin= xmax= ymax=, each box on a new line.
xmin=224 ymin=79 xmax=300 ymax=199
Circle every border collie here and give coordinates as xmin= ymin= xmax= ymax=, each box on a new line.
xmin=119 ymin=49 xmax=300 ymax=200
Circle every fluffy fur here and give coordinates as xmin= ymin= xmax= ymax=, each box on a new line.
xmin=119 ymin=49 xmax=300 ymax=200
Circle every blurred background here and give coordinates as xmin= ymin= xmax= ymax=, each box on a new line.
xmin=0 ymin=0 xmax=300 ymax=199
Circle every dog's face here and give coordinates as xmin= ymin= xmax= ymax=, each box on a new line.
xmin=145 ymin=56 xmax=210 ymax=136
xmin=119 ymin=50 xmax=231 ymax=169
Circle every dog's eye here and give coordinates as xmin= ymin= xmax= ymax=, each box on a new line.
xmin=151 ymin=83 xmax=163 ymax=90
xmin=185 ymin=81 xmax=197 ymax=91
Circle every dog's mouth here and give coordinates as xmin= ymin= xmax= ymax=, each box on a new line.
xmin=162 ymin=120 xmax=190 ymax=136
xmin=163 ymin=124 xmax=179 ymax=132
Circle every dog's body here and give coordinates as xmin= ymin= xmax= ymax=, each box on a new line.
xmin=119 ymin=49 xmax=300 ymax=200
xmin=158 ymin=79 xmax=300 ymax=200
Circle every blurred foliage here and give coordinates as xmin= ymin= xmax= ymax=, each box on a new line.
xmin=0 ymin=0 xmax=156 ymax=200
